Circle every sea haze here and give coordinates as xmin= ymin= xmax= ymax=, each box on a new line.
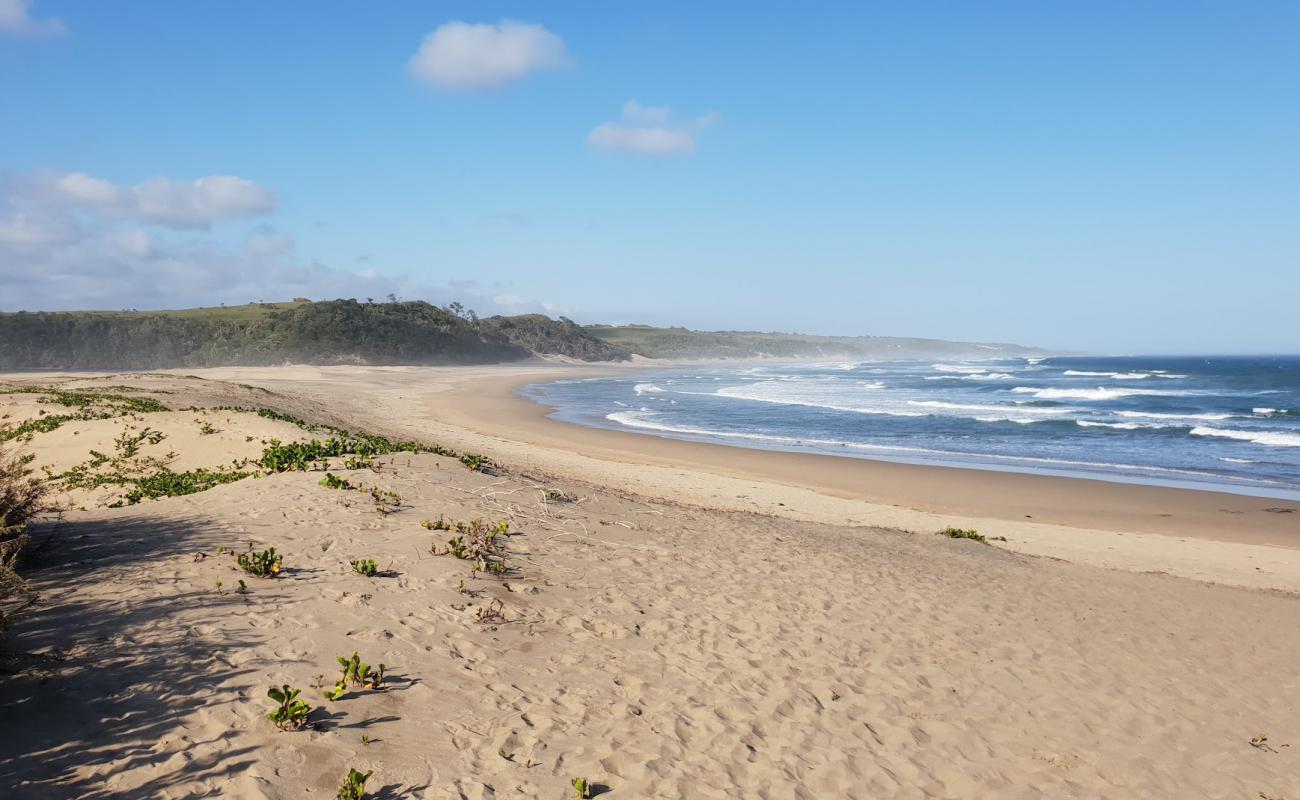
xmin=521 ymin=356 xmax=1300 ymax=500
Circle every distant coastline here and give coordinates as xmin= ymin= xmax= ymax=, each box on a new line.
xmin=0 ymin=298 xmax=1053 ymax=370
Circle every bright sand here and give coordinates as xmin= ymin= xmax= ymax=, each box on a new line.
xmin=1 ymin=364 xmax=1298 ymax=798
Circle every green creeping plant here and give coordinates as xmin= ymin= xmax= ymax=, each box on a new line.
xmin=571 ymin=777 xmax=592 ymax=799
xmin=120 ymin=467 xmax=251 ymax=505
xmin=422 ymin=516 xmax=451 ymax=531
xmin=432 ymin=519 xmax=512 ymax=574
xmin=443 ymin=535 xmax=471 ymax=560
xmin=351 ymin=559 xmax=378 ymax=577
xmin=319 ymin=472 xmax=353 ymax=490
xmin=336 ymin=767 xmax=372 ymax=800
xmin=237 ymin=547 xmax=283 ymax=577
xmin=327 ymin=652 xmax=387 ymax=700
xmin=937 ymin=527 xmax=987 ymax=543
xmin=258 ymin=432 xmax=454 ymax=474
xmin=458 ymin=452 xmax=493 ymax=472
xmin=267 ymin=684 xmax=312 ymax=730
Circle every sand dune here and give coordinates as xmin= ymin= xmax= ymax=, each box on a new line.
xmin=1 ymin=368 xmax=1298 ymax=798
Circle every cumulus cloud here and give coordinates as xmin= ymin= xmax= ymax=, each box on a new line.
xmin=408 ymin=20 xmax=569 ymax=91
xmin=0 ymin=0 xmax=64 ymax=37
xmin=587 ymin=101 xmax=719 ymax=156
xmin=25 ymin=170 xmax=277 ymax=229
xmin=0 ymin=168 xmax=555 ymax=315
xmin=0 ymin=168 xmax=293 ymax=310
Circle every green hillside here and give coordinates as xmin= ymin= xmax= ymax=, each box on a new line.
xmin=0 ymin=300 xmax=628 ymax=370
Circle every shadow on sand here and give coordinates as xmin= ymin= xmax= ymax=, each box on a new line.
xmin=0 ymin=512 xmax=265 ymax=798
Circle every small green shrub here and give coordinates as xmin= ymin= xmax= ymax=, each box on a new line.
xmin=433 ymin=519 xmax=512 ymax=574
xmin=351 ymin=558 xmax=378 ymax=577
xmin=267 ymin=684 xmax=312 ymax=730
xmin=328 ymin=651 xmax=386 ymax=700
xmin=237 ymin=547 xmax=283 ymax=577
xmin=336 ymin=768 xmax=372 ymax=800
xmin=319 ymin=472 xmax=353 ymax=490
xmin=1 ymin=443 xmax=50 ymax=542
xmin=459 ymin=453 xmax=492 ymax=472
xmin=937 ymin=527 xmax=986 ymax=543
xmin=421 ymin=516 xmax=451 ymax=531
xmin=571 ymin=777 xmax=592 ymax=799
xmin=368 ymin=486 xmax=401 ymax=515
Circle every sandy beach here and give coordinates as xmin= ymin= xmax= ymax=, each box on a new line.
xmin=2 ymin=364 xmax=1298 ymax=798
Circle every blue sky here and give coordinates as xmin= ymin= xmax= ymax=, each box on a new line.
xmin=1 ymin=1 xmax=1297 ymax=353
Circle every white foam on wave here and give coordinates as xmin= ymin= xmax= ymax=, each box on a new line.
xmin=1253 ymin=407 xmax=1289 ymax=416
xmin=713 ymin=385 xmax=926 ymax=417
xmin=908 ymin=400 xmax=1072 ymax=416
xmin=860 ymin=381 xmax=885 ymax=389
xmin=633 ymin=383 xmax=666 ymax=395
xmin=1190 ymin=427 xmax=1300 ymax=448
xmin=932 ymin=364 xmax=992 ymax=373
xmin=975 ymin=416 xmax=1041 ymax=425
xmin=1076 ymin=420 xmax=1185 ymax=431
xmin=1219 ymin=457 xmax=1256 ymax=464
xmin=1063 ymin=370 xmax=1151 ymax=380
xmin=1011 ymin=386 xmax=1191 ymax=401
xmin=925 ymin=372 xmax=1016 ymax=381
xmin=605 ymin=410 xmax=935 ymax=451
xmin=1077 ymin=420 xmax=1144 ymax=430
xmin=603 ymin=410 xmax=1233 ymax=480
xmin=1116 ymin=410 xmax=1232 ymax=421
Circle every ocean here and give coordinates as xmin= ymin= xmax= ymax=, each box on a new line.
xmin=520 ymin=356 xmax=1300 ymax=500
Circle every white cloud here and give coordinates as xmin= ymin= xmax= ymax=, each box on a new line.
xmin=408 ymin=20 xmax=569 ymax=91
xmin=621 ymin=100 xmax=671 ymax=126
xmin=0 ymin=169 xmax=557 ymax=316
xmin=31 ymin=170 xmax=277 ymax=229
xmin=57 ymin=172 xmax=116 ymax=203
xmin=587 ymin=124 xmax=696 ymax=156
xmin=587 ymin=101 xmax=719 ymax=156
xmin=0 ymin=210 xmax=74 ymax=246
xmin=108 ymin=228 xmax=153 ymax=259
xmin=245 ymin=231 xmax=295 ymax=257
xmin=0 ymin=0 xmax=65 ymax=37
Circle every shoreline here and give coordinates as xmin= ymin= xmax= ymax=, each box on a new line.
xmin=408 ymin=364 xmax=1300 ymax=591
xmin=9 ymin=363 xmax=1300 ymax=590
xmin=437 ymin=368 xmax=1300 ymax=543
